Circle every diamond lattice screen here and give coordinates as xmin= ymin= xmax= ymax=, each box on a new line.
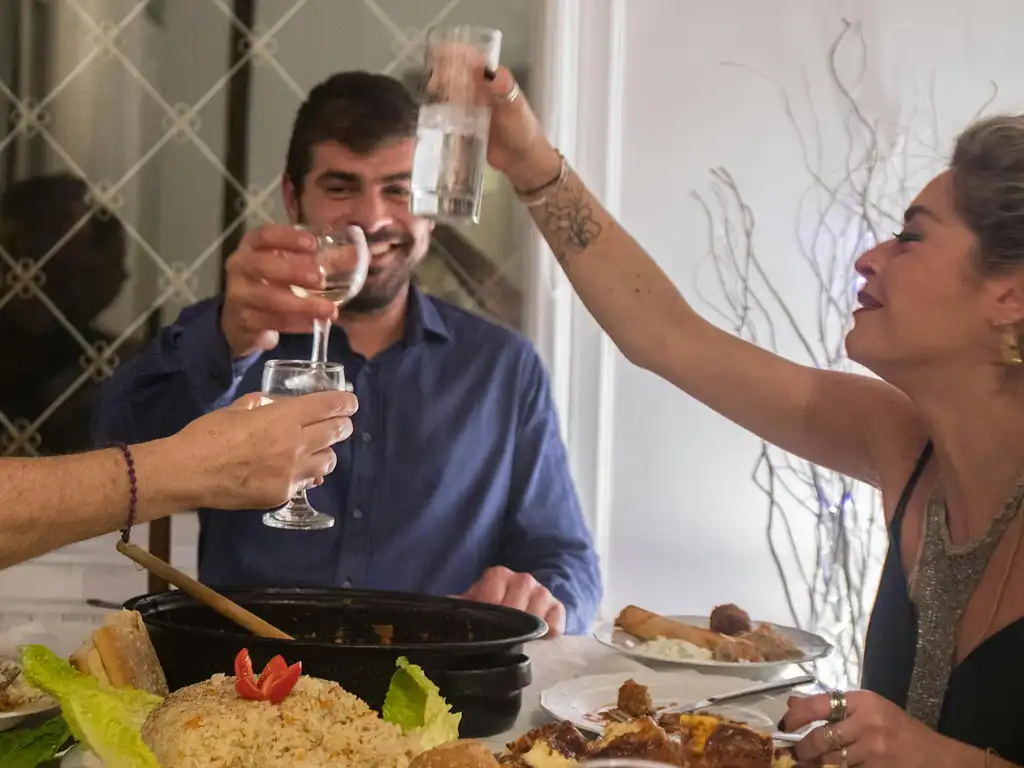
xmin=0 ymin=0 xmax=539 ymax=458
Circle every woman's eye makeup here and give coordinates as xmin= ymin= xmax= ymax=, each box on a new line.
xmin=892 ymin=230 xmax=922 ymax=243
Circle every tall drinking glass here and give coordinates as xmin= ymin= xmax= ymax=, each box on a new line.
xmin=289 ymin=222 xmax=369 ymax=362
xmin=410 ymin=25 xmax=502 ymax=225
xmin=261 ymin=359 xmax=346 ymax=531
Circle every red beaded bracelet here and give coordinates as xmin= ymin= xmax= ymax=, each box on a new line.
xmin=114 ymin=443 xmax=138 ymax=543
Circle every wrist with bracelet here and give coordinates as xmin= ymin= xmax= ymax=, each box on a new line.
xmin=114 ymin=443 xmax=138 ymax=543
xmin=511 ymin=149 xmax=569 ymax=207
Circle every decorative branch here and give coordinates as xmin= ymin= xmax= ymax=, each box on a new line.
xmin=695 ymin=19 xmax=997 ymax=686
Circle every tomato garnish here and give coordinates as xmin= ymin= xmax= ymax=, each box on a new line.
xmin=233 ymin=648 xmax=301 ymax=704
xmin=264 ymin=662 xmax=302 ymax=704
xmin=235 ymin=674 xmax=264 ymax=700
xmin=234 ymin=648 xmax=254 ymax=682
xmin=257 ymin=655 xmax=288 ymax=695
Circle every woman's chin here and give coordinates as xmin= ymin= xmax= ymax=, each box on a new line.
xmin=845 ymin=328 xmax=884 ymax=371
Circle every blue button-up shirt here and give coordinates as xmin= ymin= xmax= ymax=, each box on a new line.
xmin=92 ymin=287 xmax=601 ymax=634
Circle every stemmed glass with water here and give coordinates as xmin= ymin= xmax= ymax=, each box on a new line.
xmin=260 ymin=359 xmax=347 ymax=530
xmin=290 ymin=221 xmax=370 ymax=362
xmin=258 ymin=221 xmax=369 ymax=531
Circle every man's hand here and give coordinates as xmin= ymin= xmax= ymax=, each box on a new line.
xmin=461 ymin=566 xmax=566 ymax=637
xmin=221 ymin=224 xmax=338 ymax=358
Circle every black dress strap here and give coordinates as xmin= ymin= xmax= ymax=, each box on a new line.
xmin=861 ymin=440 xmax=933 ymax=705
xmin=891 ymin=442 xmax=933 ymax=532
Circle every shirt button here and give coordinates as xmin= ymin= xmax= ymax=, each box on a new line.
xmin=352 ymin=508 xmax=363 ymax=519
xmin=361 ymin=432 xmax=372 ymax=443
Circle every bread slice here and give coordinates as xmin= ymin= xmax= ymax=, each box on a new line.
xmin=71 ymin=610 xmax=168 ymax=697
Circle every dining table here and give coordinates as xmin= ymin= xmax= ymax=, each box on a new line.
xmin=19 ymin=630 xmax=808 ymax=763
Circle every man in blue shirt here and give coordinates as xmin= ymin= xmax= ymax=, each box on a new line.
xmin=92 ymin=71 xmax=601 ymax=635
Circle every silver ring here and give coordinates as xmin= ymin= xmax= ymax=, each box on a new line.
xmin=828 ymin=689 xmax=848 ymax=722
xmin=496 ymin=80 xmax=520 ymax=105
xmin=823 ymin=722 xmax=843 ymax=751
xmin=840 ymin=745 xmax=849 ymax=768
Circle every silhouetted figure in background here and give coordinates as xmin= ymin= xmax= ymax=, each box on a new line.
xmin=0 ymin=173 xmax=131 ymax=455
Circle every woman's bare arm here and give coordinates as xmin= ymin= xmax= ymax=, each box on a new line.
xmin=0 ymin=442 xmax=193 ymax=569
xmin=506 ymin=149 xmax=925 ymax=488
xmin=0 ymin=391 xmax=355 ymax=569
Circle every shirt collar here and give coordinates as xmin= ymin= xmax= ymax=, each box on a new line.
xmin=403 ymin=283 xmax=451 ymax=346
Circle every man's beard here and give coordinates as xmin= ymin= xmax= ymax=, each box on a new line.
xmin=345 ymin=250 xmax=416 ymax=313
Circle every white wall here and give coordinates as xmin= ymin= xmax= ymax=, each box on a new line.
xmin=571 ymin=0 xmax=1024 ymax=633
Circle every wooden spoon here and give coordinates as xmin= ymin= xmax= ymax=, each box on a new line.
xmin=117 ymin=540 xmax=293 ymax=641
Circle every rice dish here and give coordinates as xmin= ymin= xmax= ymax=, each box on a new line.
xmin=638 ymin=636 xmax=715 ymax=662
xmin=141 ymin=673 xmax=418 ymax=768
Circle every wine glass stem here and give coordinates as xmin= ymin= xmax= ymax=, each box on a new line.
xmin=311 ymin=317 xmax=331 ymax=362
xmin=289 ymin=487 xmax=312 ymax=513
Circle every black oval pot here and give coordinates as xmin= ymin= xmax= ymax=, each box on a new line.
xmin=123 ymin=587 xmax=545 ymax=737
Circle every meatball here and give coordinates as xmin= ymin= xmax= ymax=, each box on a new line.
xmin=617 ymin=678 xmax=655 ymax=718
xmin=709 ymin=603 xmax=752 ymax=636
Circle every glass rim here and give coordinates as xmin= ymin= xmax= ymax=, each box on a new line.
xmin=264 ymin=359 xmax=345 ymax=372
xmin=293 ymin=221 xmax=362 ymax=243
xmin=426 ymin=23 xmax=501 ymax=41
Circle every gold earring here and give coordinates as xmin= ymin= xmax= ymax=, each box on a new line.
xmin=1001 ymin=327 xmax=1022 ymax=366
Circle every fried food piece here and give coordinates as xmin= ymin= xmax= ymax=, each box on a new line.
xmin=710 ymin=635 xmax=764 ymax=663
xmin=737 ymin=624 xmax=803 ymax=662
xmin=702 ymin=723 xmax=774 ymax=767
xmin=617 ymin=678 xmax=655 ymax=718
xmin=411 ymin=741 xmax=500 ymax=768
xmin=676 ymin=714 xmax=777 ymax=768
xmin=589 ymin=716 xmax=681 ymax=765
xmin=616 ymin=606 xmax=764 ymax=662
xmin=709 ymin=603 xmax=752 ymax=636
xmin=617 ymin=606 xmax=723 ymax=648
xmin=505 ymin=721 xmax=589 ymax=759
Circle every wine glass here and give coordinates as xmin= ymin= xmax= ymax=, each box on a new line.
xmin=260 ymin=359 xmax=346 ymax=531
xmin=290 ymin=222 xmax=369 ymax=362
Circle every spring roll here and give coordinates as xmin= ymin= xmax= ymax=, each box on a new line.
xmin=615 ymin=605 xmax=764 ymax=662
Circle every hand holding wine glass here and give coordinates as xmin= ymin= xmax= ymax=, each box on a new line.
xmin=260 ymin=359 xmax=349 ymax=530
xmin=221 ymin=224 xmax=339 ymax=359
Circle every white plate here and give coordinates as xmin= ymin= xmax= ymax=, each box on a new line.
xmin=0 ymin=696 xmax=60 ymax=732
xmin=540 ymin=670 xmax=813 ymax=735
xmin=594 ymin=614 xmax=832 ymax=671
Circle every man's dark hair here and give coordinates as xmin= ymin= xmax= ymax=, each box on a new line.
xmin=285 ymin=71 xmax=419 ymax=194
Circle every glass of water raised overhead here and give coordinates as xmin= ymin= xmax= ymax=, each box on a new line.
xmin=410 ymin=25 xmax=502 ymax=226
xmin=260 ymin=359 xmax=346 ymax=531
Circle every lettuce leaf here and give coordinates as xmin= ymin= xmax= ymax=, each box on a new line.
xmin=0 ymin=715 xmax=71 ymax=768
xmin=381 ymin=656 xmax=460 ymax=750
xmin=20 ymin=645 xmax=161 ymax=768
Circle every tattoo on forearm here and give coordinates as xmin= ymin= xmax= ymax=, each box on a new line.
xmin=540 ymin=176 xmax=603 ymax=265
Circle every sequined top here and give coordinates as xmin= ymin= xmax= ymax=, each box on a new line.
xmin=862 ymin=443 xmax=1024 ymax=761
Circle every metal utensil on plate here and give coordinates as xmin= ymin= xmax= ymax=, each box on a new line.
xmin=660 ymin=672 xmax=817 ymax=716
xmin=604 ymin=672 xmax=818 ymax=724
